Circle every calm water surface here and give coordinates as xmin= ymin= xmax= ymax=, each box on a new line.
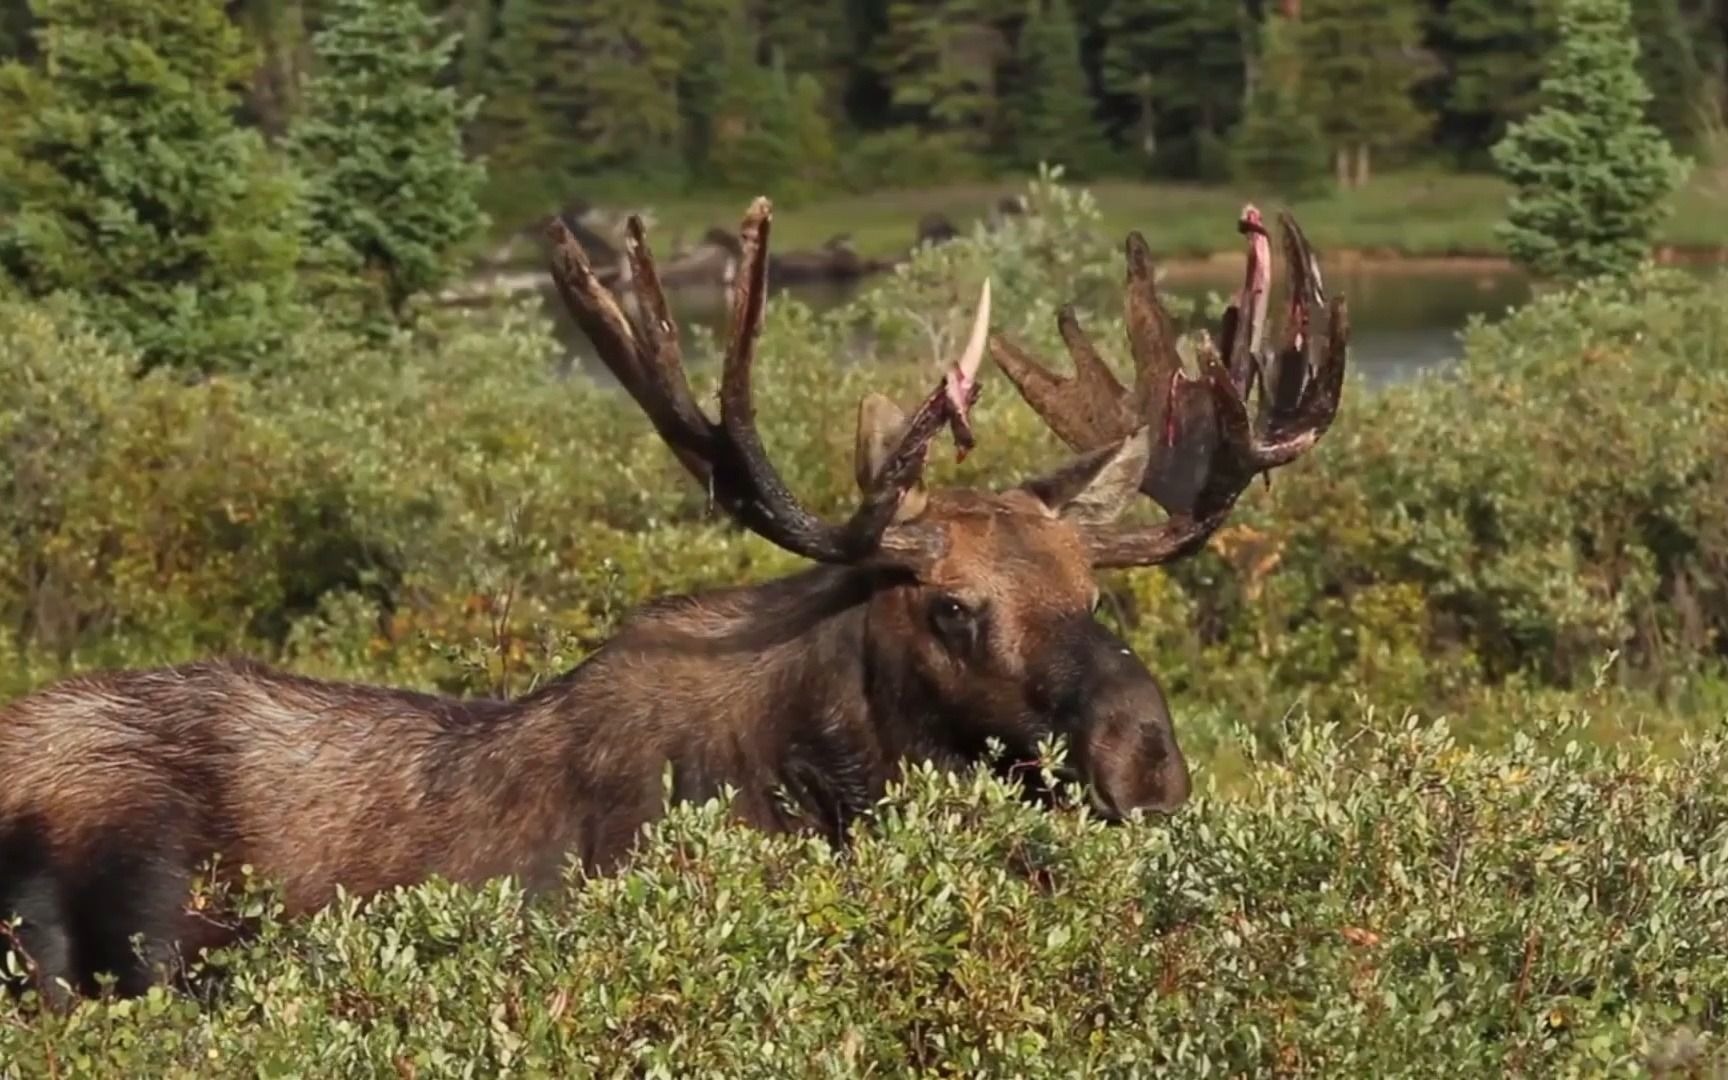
xmin=535 ymin=262 xmax=1535 ymax=389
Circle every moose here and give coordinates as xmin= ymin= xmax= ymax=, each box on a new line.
xmin=0 ymin=198 xmax=1346 ymax=1008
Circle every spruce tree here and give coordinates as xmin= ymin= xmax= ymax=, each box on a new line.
xmin=475 ymin=0 xmax=581 ymax=177
xmin=1230 ymin=12 xmax=1328 ymax=195
xmin=879 ymin=0 xmax=1008 ymax=143
xmin=0 ymin=0 xmax=305 ymax=374
xmin=1492 ymin=0 xmax=1690 ymax=280
xmin=288 ymin=0 xmax=487 ymax=329
xmin=1099 ymin=0 xmax=1245 ymax=178
xmin=566 ymin=0 xmax=685 ymax=177
xmin=704 ymin=23 xmax=840 ymax=199
xmin=1440 ymin=0 xmax=1557 ymax=157
xmin=1299 ymin=0 xmax=1431 ymax=187
xmin=1633 ymin=0 xmax=1707 ymax=147
xmin=1011 ymin=0 xmax=1107 ymax=175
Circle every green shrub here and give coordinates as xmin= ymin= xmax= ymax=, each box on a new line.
xmin=3 ymin=707 xmax=1725 ymax=1074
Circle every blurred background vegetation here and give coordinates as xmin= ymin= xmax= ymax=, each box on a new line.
xmin=3 ymin=0 xmax=1726 ymax=238
xmin=2 ymin=0 xmax=1728 ymax=1070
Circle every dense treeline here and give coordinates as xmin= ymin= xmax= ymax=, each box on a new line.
xmin=2 ymin=0 xmax=1722 ymax=204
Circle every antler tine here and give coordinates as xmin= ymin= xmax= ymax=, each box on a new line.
xmin=549 ymin=217 xmax=719 ymax=482
xmin=1257 ymin=212 xmax=1325 ymax=436
xmin=553 ymin=197 xmax=983 ymax=568
xmin=716 ymin=199 xmax=883 ymax=560
xmin=993 ymin=206 xmax=1349 ymax=570
xmin=1219 ymin=206 xmax=1272 ymax=396
xmin=989 ymin=231 xmax=1195 ymax=458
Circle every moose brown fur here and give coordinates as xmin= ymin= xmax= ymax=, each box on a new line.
xmin=0 ymin=199 xmax=1346 ymax=1008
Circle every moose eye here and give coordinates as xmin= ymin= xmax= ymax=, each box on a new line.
xmin=928 ymin=594 xmax=979 ymax=650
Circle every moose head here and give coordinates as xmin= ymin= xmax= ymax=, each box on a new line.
xmin=548 ymin=198 xmax=1346 ymax=820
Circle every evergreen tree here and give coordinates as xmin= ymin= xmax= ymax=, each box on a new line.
xmin=879 ymin=0 xmax=1010 ymax=143
xmin=1230 ymin=12 xmax=1328 ymax=194
xmin=475 ymin=0 xmax=581 ymax=176
xmin=0 ymin=0 xmax=34 ymax=61
xmin=1299 ymin=0 xmax=1431 ymax=187
xmin=1633 ymin=0 xmax=1707 ymax=147
xmin=446 ymin=0 xmax=499 ymax=106
xmin=707 ymin=45 xmax=839 ymax=199
xmin=0 ymin=0 xmax=305 ymax=374
xmin=1437 ymin=0 xmax=1557 ymax=161
xmin=670 ymin=0 xmax=751 ymax=171
xmin=1493 ymin=0 xmax=1689 ymax=280
xmin=231 ymin=0 xmax=312 ymax=136
xmin=1098 ymin=0 xmax=1246 ymax=178
xmin=289 ymin=0 xmax=487 ymax=328
xmin=1011 ymin=0 xmax=1107 ymax=174
xmin=756 ymin=0 xmax=855 ymax=113
xmin=565 ymin=0 xmax=685 ymax=177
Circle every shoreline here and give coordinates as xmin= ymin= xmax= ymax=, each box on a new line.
xmin=1156 ymin=244 xmax=1728 ymax=277
xmin=447 ymin=244 xmax=1727 ymax=304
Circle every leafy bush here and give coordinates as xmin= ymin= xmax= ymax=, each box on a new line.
xmin=3 ymin=707 xmax=1725 ymax=1075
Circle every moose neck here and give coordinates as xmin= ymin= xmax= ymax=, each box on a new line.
xmin=527 ymin=563 xmax=934 ymax=853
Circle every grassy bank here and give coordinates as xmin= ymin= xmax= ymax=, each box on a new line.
xmin=554 ymin=168 xmax=1728 ymax=262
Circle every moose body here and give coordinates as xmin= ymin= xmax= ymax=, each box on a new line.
xmin=1 ymin=199 xmax=1346 ymax=1007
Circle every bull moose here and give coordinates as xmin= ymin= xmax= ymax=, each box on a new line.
xmin=0 ymin=198 xmax=1347 ymax=1007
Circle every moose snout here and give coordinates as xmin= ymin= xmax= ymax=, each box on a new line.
xmin=1082 ymin=706 xmax=1191 ymax=818
xmin=1039 ymin=621 xmax=1191 ymax=818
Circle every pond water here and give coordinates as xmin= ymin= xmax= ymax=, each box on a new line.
xmin=531 ymin=261 xmax=1535 ymax=389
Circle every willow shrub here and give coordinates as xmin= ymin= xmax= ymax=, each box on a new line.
xmin=2 ymin=708 xmax=1725 ymax=1076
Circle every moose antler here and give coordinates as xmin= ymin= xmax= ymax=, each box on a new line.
xmin=548 ymin=197 xmax=988 ymax=566
xmin=989 ymin=206 xmax=1348 ymax=568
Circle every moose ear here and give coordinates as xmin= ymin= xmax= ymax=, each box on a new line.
xmin=855 ymin=392 xmax=928 ymax=521
xmin=1021 ymin=427 xmax=1152 ymax=526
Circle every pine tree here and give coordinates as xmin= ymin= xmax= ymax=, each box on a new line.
xmin=475 ymin=0 xmax=581 ymax=176
xmin=1300 ymin=0 xmax=1431 ymax=187
xmin=1493 ymin=0 xmax=1690 ymax=280
xmin=1230 ymin=12 xmax=1328 ymax=194
xmin=1633 ymin=0 xmax=1707 ymax=147
xmin=1010 ymin=0 xmax=1106 ymax=174
xmin=1099 ymin=0 xmax=1246 ymax=178
xmin=880 ymin=0 xmax=1010 ymax=143
xmin=566 ymin=0 xmax=685 ymax=177
xmin=289 ymin=0 xmax=487 ymax=329
xmin=707 ymin=36 xmax=840 ymax=200
xmin=0 ymin=0 xmax=305 ymax=374
xmin=756 ymin=0 xmax=855 ymax=113
xmin=1438 ymin=0 xmax=1557 ymax=161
